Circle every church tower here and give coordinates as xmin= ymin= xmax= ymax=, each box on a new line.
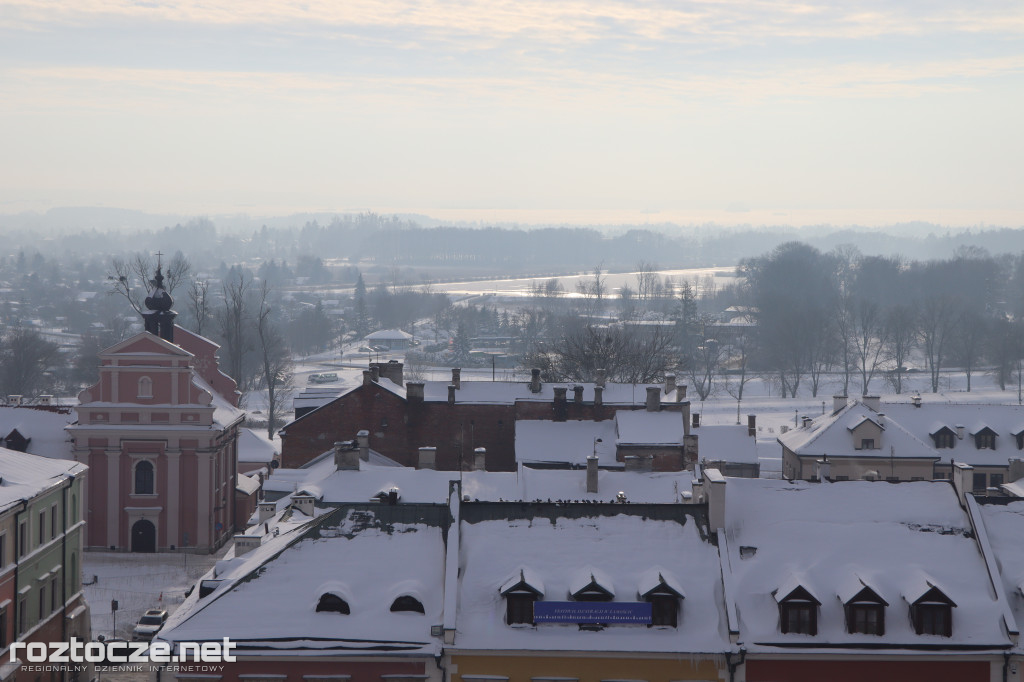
xmin=141 ymin=261 xmax=177 ymax=342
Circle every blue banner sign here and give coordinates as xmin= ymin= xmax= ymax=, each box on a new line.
xmin=533 ymin=601 xmax=652 ymax=624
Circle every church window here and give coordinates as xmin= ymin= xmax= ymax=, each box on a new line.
xmin=134 ymin=460 xmax=155 ymax=495
xmin=138 ymin=376 xmax=153 ymax=399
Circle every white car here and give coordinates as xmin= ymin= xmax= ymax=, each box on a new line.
xmin=132 ymin=608 xmax=168 ymax=641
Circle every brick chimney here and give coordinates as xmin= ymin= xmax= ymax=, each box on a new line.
xmin=292 ymin=493 xmax=316 ymax=517
xmin=362 ymin=370 xmax=374 ymax=386
xmin=682 ymin=401 xmax=691 ymax=437
xmin=594 ymin=385 xmax=603 ymax=407
xmin=370 ymin=364 xmax=380 ymax=382
xmin=258 ymin=501 xmax=276 ymax=523
xmin=862 ymin=395 xmax=880 ymax=412
xmin=573 ymin=385 xmax=584 ymax=403
xmin=645 ymin=386 xmax=661 ymax=412
xmin=833 ymin=394 xmax=848 ymax=414
xmin=380 ymin=360 xmax=404 ymax=386
xmin=233 ymin=534 xmax=261 ymax=557
xmin=664 ymin=374 xmax=676 ymax=395
xmin=595 ymin=369 xmax=606 ymax=388
xmin=452 ymin=368 xmax=461 ymax=389
xmin=418 ymin=446 xmax=437 ymax=470
xmin=356 ymin=430 xmax=370 ymax=461
xmin=334 ymin=440 xmax=359 ymax=471
xmin=586 ymin=455 xmax=599 ymax=493
xmin=530 ymin=368 xmax=542 ymax=393
xmin=448 ymin=384 xmax=456 ymax=405
xmin=407 ymin=382 xmax=425 ymax=402
xmin=553 ymin=387 xmax=568 ymax=421
xmin=473 ymin=447 xmax=486 ymax=471
xmin=677 ymin=384 xmax=687 ymax=400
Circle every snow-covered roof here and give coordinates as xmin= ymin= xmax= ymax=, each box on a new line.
xmin=455 ymin=506 xmax=728 ymax=653
xmin=975 ymin=500 xmax=1024 ymax=648
xmin=0 ymin=406 xmax=75 ymax=460
xmin=237 ymin=427 xmax=279 ymax=464
xmin=515 ymin=420 xmax=617 ymax=467
xmin=0 ymin=447 xmax=86 ymax=511
xmin=615 ymin=411 xmax=684 ymax=446
xmin=365 ymin=328 xmax=414 ymax=340
xmin=192 ymin=373 xmax=245 ymax=429
xmin=461 ymin=467 xmax=694 ymax=504
xmin=235 ymin=472 xmax=260 ymax=496
xmin=293 ymin=386 xmax=346 ymax=413
xmin=159 ymin=506 xmax=446 ymax=656
xmin=722 ymin=478 xmax=1011 ymax=651
xmin=694 ymin=424 xmax=765 ymax=466
xmin=884 ymin=403 xmax=1024 ymax=466
xmin=420 ymin=381 xmax=684 ymax=407
xmin=778 ymin=402 xmax=938 ymax=461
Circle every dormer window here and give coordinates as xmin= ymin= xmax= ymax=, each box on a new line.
xmin=638 ymin=572 xmax=684 ymax=628
xmin=776 ymin=585 xmax=820 ymax=635
xmin=570 ymin=573 xmax=614 ymax=602
xmin=932 ymin=428 xmax=956 ymax=449
xmin=973 ymin=427 xmax=997 ymax=450
xmin=390 ymin=595 xmax=425 ymax=613
xmin=500 ymin=569 xmax=544 ymax=626
xmin=860 ymin=438 xmax=875 ymax=450
xmin=844 ymin=585 xmax=887 ymax=635
xmin=1015 ymin=431 xmax=1024 ymax=450
xmin=910 ymin=586 xmax=955 ymax=637
xmin=315 ymin=593 xmax=350 ymax=614
xmin=137 ymin=376 xmax=153 ymax=399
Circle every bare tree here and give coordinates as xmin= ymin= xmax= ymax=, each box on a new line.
xmin=184 ymin=279 xmax=212 ymax=336
xmin=635 ymin=260 xmax=660 ymax=305
xmin=524 ymin=323 xmax=674 ymax=384
xmin=218 ymin=269 xmax=254 ymax=390
xmin=575 ymin=264 xmax=606 ymax=318
xmin=255 ymin=281 xmax=293 ymax=438
xmin=917 ymin=294 xmax=959 ymax=393
xmin=883 ymin=304 xmax=917 ymax=394
xmin=107 ymin=252 xmax=192 ymax=314
xmin=0 ymin=328 xmax=61 ymax=396
xmin=680 ymin=314 xmax=722 ymax=400
xmin=851 ymin=298 xmax=888 ymax=394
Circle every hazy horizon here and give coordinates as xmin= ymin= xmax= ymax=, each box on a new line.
xmin=3 ymin=1 xmax=1023 ymax=221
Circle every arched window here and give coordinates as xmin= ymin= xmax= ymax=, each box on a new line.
xmin=390 ymin=595 xmax=425 ymax=613
xmin=134 ymin=461 xmax=155 ymax=495
xmin=137 ymin=376 xmax=153 ymax=399
xmin=315 ymin=593 xmax=350 ymax=614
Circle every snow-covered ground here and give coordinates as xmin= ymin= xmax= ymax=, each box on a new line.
xmin=83 ymin=545 xmax=228 ymax=641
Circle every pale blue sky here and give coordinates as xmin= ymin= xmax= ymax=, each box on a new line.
xmin=2 ymin=1 xmax=1023 ymax=224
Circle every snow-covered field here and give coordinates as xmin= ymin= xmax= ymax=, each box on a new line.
xmin=83 ymin=546 xmax=227 ymax=641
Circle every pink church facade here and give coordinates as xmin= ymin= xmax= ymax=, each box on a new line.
xmin=67 ymin=327 xmax=245 ymax=553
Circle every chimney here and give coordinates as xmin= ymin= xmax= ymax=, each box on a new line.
xmin=473 ymin=447 xmax=486 ymax=471
xmin=624 ymin=454 xmax=653 ymax=472
xmin=357 ymin=429 xmax=370 ymax=461
xmin=233 ymin=534 xmax=261 ymax=557
xmin=645 ymin=386 xmax=661 ymax=412
xmin=682 ymin=401 xmax=691 ymax=437
xmin=386 ymin=487 xmax=399 ymax=505
xmin=418 ymin=446 xmax=437 ymax=470
xmin=692 ymin=412 xmax=701 ymax=429
xmin=7 ymin=396 xmax=21 ymax=407
xmin=380 ymin=360 xmax=404 ymax=386
xmin=595 ymin=369 xmax=606 ymax=388
xmin=704 ymin=468 xmax=726 ymax=533
xmin=956 ymin=424 xmax=965 ymax=440
xmin=815 ymin=456 xmax=831 ymax=482
xmin=334 ymin=440 xmax=359 ymax=471
xmin=573 ymin=385 xmax=584 ymax=403
xmin=593 ymin=385 xmax=603 ymax=407
xmin=951 ymin=462 xmax=974 ymax=507
xmin=362 ymin=370 xmax=373 ymax=387
xmin=447 ymin=384 xmax=456 ymax=405
xmin=833 ymin=394 xmax=848 ymax=414
xmin=912 ymin=395 xmax=922 ymax=408
xmin=553 ymin=387 xmax=568 ymax=421
xmin=677 ymin=384 xmax=687 ymax=400
xmin=1010 ymin=458 xmax=1024 ymax=483
xmin=292 ymin=493 xmax=316 ymax=517
xmin=370 ymin=364 xmax=381 ymax=382
xmin=801 ymin=416 xmax=812 ymax=429
xmin=451 ymin=368 xmax=461 ymax=389
xmin=407 ymin=382 xmax=425 ymax=402
xmin=862 ymin=395 xmax=880 ymax=412
xmin=38 ymin=395 xmax=53 ymax=406
xmin=586 ymin=455 xmax=599 ymax=493
xmin=530 ymin=368 xmax=542 ymax=393
xmin=258 ymin=501 xmax=276 ymax=523
xmin=747 ymin=414 xmax=756 ymax=438
xmin=664 ymin=374 xmax=676 ymax=396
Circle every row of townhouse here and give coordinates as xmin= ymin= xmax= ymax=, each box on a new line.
xmin=0 ymin=449 xmax=89 ymax=682
xmin=780 ymin=395 xmax=1024 ymax=490
xmin=152 ymin=449 xmax=1024 ymax=682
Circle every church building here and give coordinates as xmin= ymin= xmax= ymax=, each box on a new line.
xmin=67 ymin=266 xmax=245 ymax=553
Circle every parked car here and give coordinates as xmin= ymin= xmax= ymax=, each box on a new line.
xmin=307 ymin=372 xmax=339 ymax=384
xmin=357 ymin=346 xmax=373 ymax=353
xmin=132 ymin=608 xmax=168 ymax=641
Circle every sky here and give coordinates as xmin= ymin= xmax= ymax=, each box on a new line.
xmin=2 ymin=1 xmax=1023 ymax=226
